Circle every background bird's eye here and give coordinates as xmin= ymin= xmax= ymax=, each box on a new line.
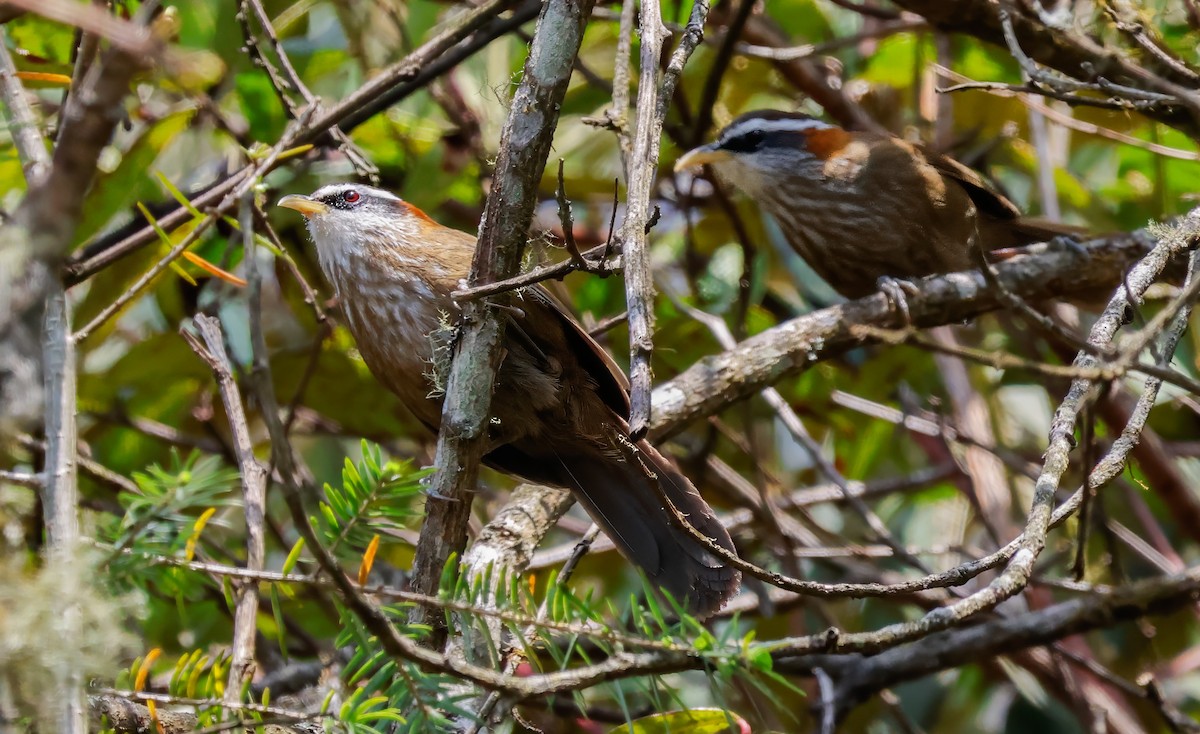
xmin=342 ymin=190 xmax=361 ymax=204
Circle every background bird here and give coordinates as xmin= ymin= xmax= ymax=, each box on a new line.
xmin=278 ymin=183 xmax=740 ymax=617
xmin=676 ymin=110 xmax=1080 ymax=300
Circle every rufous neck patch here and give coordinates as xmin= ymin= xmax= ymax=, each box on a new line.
xmin=803 ymin=127 xmax=852 ymax=160
xmin=400 ymin=200 xmax=436 ymax=224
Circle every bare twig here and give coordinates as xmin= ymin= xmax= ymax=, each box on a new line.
xmin=621 ymin=0 xmax=711 ymax=438
xmin=0 ymin=29 xmax=50 ymax=182
xmin=40 ymin=282 xmax=84 ymax=734
xmin=237 ymin=0 xmax=377 ymax=180
xmin=40 ymin=288 xmax=78 ymax=550
xmin=1140 ymin=675 xmax=1200 ymax=733
xmin=592 ymin=0 xmax=635 ymax=169
xmin=619 ymin=0 xmax=670 ymax=439
xmin=0 ymin=469 xmax=42 ymax=488
xmin=554 ymin=159 xmax=607 ymax=274
xmin=451 ymin=241 xmax=621 ymax=302
xmin=183 ymin=312 xmax=268 ymax=704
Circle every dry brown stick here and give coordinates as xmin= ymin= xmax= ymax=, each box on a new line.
xmin=183 ymin=311 xmax=268 ymax=705
xmin=451 ymin=242 xmax=618 ymax=302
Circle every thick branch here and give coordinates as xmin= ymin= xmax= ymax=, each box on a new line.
xmin=649 ymin=231 xmax=1161 ymax=438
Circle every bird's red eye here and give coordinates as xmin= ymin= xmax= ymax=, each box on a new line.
xmin=343 ymin=190 xmax=360 ymax=204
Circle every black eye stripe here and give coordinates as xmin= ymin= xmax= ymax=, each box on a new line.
xmin=719 ymin=126 xmax=811 ymax=154
xmin=721 ymin=129 xmax=765 ymax=153
xmin=320 ymin=189 xmax=364 ymax=210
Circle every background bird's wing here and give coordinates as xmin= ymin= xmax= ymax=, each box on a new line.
xmin=917 ymin=144 xmax=1024 ymax=221
xmin=915 ymin=144 xmax=1089 ymax=246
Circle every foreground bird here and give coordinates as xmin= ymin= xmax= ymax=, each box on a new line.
xmin=279 ymin=184 xmax=740 ymax=617
xmin=676 ymin=110 xmax=1076 ymax=299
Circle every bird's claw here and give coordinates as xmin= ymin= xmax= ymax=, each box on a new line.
xmin=876 ymin=276 xmax=920 ymax=325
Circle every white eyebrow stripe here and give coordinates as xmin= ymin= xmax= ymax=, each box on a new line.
xmin=310 ymin=183 xmax=403 ymax=202
xmin=722 ymin=116 xmax=830 ymax=141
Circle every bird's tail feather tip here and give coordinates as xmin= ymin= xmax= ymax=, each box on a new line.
xmin=687 ymin=567 xmax=742 ymax=619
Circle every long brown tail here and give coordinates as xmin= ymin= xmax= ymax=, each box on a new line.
xmin=546 ymin=440 xmax=740 ymax=618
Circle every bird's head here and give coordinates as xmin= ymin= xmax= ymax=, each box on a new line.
xmin=277 ymin=183 xmax=437 ymax=262
xmin=675 ymin=111 xmax=851 ymax=194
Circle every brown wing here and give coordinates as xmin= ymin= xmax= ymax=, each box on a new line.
xmin=916 ymin=144 xmax=1023 ymax=221
xmin=523 ymin=284 xmax=631 ymax=418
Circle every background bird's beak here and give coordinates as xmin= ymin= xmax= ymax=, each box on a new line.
xmin=277 ymin=194 xmax=329 ymax=217
xmin=674 ymin=144 xmax=731 ymax=172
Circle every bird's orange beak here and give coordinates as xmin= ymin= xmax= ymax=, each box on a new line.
xmin=277 ymin=194 xmax=329 ymax=217
xmin=674 ymin=144 xmax=731 ymax=172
